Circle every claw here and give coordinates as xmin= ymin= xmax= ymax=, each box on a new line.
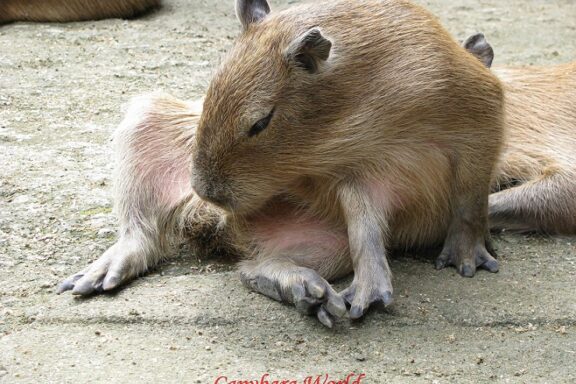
xmin=56 ymin=274 xmax=83 ymax=294
xmin=340 ymin=276 xmax=393 ymax=320
xmin=57 ymin=239 xmax=146 ymax=297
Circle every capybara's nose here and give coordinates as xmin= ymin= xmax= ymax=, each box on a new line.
xmin=191 ymin=173 xmax=233 ymax=210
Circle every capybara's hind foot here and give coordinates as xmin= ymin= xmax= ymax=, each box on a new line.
xmin=435 ymin=239 xmax=499 ymax=277
xmin=240 ymin=261 xmax=347 ymax=328
xmin=57 ymin=237 xmax=148 ymax=295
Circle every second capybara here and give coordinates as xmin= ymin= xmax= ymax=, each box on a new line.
xmin=0 ymin=0 xmax=160 ymax=23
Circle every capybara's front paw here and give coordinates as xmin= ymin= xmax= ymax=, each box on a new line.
xmin=240 ymin=266 xmax=347 ymax=328
xmin=340 ymin=271 xmax=393 ymax=320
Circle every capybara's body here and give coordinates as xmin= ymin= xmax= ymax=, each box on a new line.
xmin=57 ymin=0 xmax=574 ymax=327
xmin=191 ymin=0 xmax=504 ymax=321
xmin=0 ymin=0 xmax=160 ymax=23
xmin=491 ymin=62 xmax=576 ymax=234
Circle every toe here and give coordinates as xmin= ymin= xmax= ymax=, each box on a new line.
xmin=340 ymin=286 xmax=355 ymax=306
xmin=435 ymin=253 xmax=451 ymax=270
xmin=349 ymin=304 xmax=365 ymax=320
xmin=102 ymin=274 xmax=122 ymax=291
xmin=294 ymin=296 xmax=319 ymax=315
xmin=305 ymin=279 xmax=326 ymax=300
xmin=482 ymin=258 xmax=499 ymax=273
xmin=380 ymin=290 xmax=393 ymax=306
xmin=71 ymin=279 xmax=97 ymax=295
xmin=458 ymin=263 xmax=476 ymax=277
xmin=102 ymin=256 xmax=135 ymax=291
xmin=324 ymin=293 xmax=347 ymax=318
xmin=317 ymin=307 xmax=334 ymax=328
xmin=56 ymin=274 xmax=83 ymax=294
xmin=71 ymin=270 xmax=106 ymax=296
xmin=477 ymin=253 xmax=499 ymax=273
xmin=292 ymin=284 xmax=320 ymax=314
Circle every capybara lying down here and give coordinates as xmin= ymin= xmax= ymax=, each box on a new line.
xmin=58 ymin=0 xmax=576 ymax=328
xmin=0 ymin=0 xmax=160 ymax=23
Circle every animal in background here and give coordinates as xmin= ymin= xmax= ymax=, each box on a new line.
xmin=0 ymin=0 xmax=160 ymax=23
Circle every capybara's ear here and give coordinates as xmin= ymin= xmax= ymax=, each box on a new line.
xmin=235 ymin=0 xmax=271 ymax=30
xmin=463 ymin=33 xmax=494 ymax=68
xmin=285 ymin=27 xmax=332 ymax=74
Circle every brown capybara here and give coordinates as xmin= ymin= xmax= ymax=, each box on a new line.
xmin=59 ymin=0 xmax=511 ymax=327
xmin=192 ymin=0 xmax=505 ymax=323
xmin=0 ymin=0 xmax=160 ymax=23
xmin=57 ymin=1 xmax=576 ymax=328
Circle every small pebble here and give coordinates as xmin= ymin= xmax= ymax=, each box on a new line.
xmin=354 ymin=353 xmax=366 ymax=362
xmin=97 ymin=228 xmax=116 ymax=238
xmin=12 ymin=195 xmax=31 ymax=204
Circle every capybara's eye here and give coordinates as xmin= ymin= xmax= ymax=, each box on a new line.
xmin=248 ymin=109 xmax=274 ymax=137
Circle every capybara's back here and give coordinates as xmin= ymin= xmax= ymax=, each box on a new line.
xmin=195 ymin=0 xmax=504 ymax=248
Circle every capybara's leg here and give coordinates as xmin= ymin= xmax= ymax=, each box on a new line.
xmin=336 ymin=182 xmax=394 ymax=320
xmin=435 ymin=130 xmax=502 ymax=277
xmin=489 ymin=171 xmax=576 ymax=234
xmin=239 ymin=207 xmax=351 ymax=327
xmin=58 ymin=93 xmax=208 ymax=295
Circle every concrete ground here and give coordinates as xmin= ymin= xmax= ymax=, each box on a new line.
xmin=1 ymin=0 xmax=575 ymax=383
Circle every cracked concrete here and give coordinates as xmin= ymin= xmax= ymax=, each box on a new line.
xmin=1 ymin=0 xmax=575 ymax=383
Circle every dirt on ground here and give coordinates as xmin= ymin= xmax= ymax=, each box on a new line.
xmin=0 ymin=0 xmax=575 ymax=383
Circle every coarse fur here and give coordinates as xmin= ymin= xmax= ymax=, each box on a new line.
xmin=58 ymin=1 xmax=575 ymax=327
xmin=0 ymin=0 xmax=160 ymax=23
xmin=59 ymin=0 xmax=508 ymax=327
xmin=191 ymin=0 xmax=504 ymax=322
xmin=490 ymin=62 xmax=576 ymax=233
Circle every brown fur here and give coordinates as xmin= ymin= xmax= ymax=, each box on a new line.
xmin=191 ymin=0 xmax=504 ymax=322
xmin=490 ymin=62 xmax=576 ymax=233
xmin=0 ymin=0 xmax=160 ymax=23
xmin=57 ymin=0 xmax=574 ymax=327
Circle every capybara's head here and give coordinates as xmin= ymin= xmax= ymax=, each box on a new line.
xmin=193 ymin=0 xmax=334 ymax=213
